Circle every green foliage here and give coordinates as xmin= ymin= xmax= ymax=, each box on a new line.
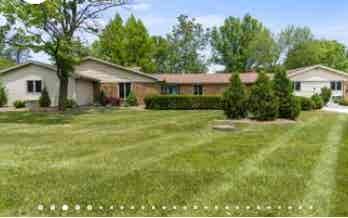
xmin=222 ymin=74 xmax=248 ymax=119
xmin=320 ymin=87 xmax=332 ymax=105
xmin=0 ymin=81 xmax=8 ymax=107
xmin=64 ymin=99 xmax=78 ymax=109
xmin=39 ymin=87 xmax=51 ymax=107
xmin=248 ymin=73 xmax=279 ymax=121
xmin=144 ymin=95 xmax=222 ymax=110
xmin=297 ymin=96 xmax=314 ymax=111
xmin=211 ymin=14 xmax=279 ymax=72
xmin=98 ymin=90 xmax=108 ymax=106
xmin=165 ymin=15 xmax=209 ymax=73
xmin=272 ymin=69 xmax=300 ymax=119
xmin=285 ymin=40 xmax=348 ymax=71
xmin=125 ymin=91 xmax=138 ymax=107
xmin=338 ymin=98 xmax=348 ymax=106
xmin=92 ymin=14 xmax=156 ymax=73
xmin=0 ymin=57 xmax=14 ymax=70
xmin=311 ymin=94 xmax=324 ymax=110
xmin=13 ymin=100 xmax=25 ymax=108
xmin=278 ymin=25 xmax=314 ymax=56
xmin=152 ymin=36 xmax=171 ymax=73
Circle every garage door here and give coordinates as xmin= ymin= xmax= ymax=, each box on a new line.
xmin=76 ymin=79 xmax=94 ymax=106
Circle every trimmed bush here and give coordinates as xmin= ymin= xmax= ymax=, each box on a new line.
xmin=64 ymin=99 xmax=78 ymax=109
xmin=248 ymin=72 xmax=279 ymax=121
xmin=106 ymin=97 xmax=121 ymax=106
xmin=144 ymin=95 xmax=222 ymax=110
xmin=311 ymin=94 xmax=324 ymax=110
xmin=297 ymin=96 xmax=314 ymax=111
xmin=338 ymin=98 xmax=348 ymax=106
xmin=222 ymin=73 xmax=248 ymax=119
xmin=273 ymin=69 xmax=301 ymax=120
xmin=0 ymin=82 xmax=7 ymax=107
xmin=98 ymin=90 xmax=108 ymax=106
xmin=13 ymin=100 xmax=26 ymax=109
xmin=125 ymin=91 xmax=138 ymax=107
xmin=320 ymin=87 xmax=332 ymax=105
xmin=39 ymin=87 xmax=51 ymax=107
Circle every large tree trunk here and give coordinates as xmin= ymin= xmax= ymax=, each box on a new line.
xmin=58 ymin=76 xmax=69 ymax=111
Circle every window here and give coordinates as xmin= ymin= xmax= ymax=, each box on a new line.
xmin=160 ymin=85 xmax=180 ymax=95
xmin=27 ymin=80 xmax=42 ymax=93
xmin=119 ymin=83 xmax=131 ymax=99
xmin=294 ymin=82 xmax=301 ymax=91
xmin=331 ymin=81 xmax=342 ymax=91
xmin=193 ymin=85 xmax=203 ymax=95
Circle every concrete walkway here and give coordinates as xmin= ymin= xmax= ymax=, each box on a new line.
xmin=323 ymin=103 xmax=348 ymax=114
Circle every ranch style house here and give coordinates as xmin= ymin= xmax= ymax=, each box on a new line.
xmin=1 ymin=56 xmax=348 ymax=107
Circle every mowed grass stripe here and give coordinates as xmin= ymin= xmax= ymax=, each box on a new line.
xmin=170 ymin=114 xmax=322 ymax=216
xmin=294 ymin=114 xmax=348 ymax=216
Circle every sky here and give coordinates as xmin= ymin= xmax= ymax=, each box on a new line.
xmin=32 ymin=0 xmax=348 ymax=71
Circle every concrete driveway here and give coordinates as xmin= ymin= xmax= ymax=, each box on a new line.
xmin=323 ymin=103 xmax=348 ymax=114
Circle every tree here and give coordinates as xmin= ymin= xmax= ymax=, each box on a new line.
xmin=0 ymin=0 xmax=128 ymax=110
xmin=152 ymin=36 xmax=171 ymax=73
xmin=92 ymin=14 xmax=156 ymax=73
xmin=222 ymin=73 xmax=248 ymax=119
xmin=165 ymin=15 xmax=209 ymax=74
xmin=248 ymin=72 xmax=279 ymax=121
xmin=285 ymin=40 xmax=348 ymax=71
xmin=0 ymin=81 xmax=7 ymax=107
xmin=273 ymin=69 xmax=301 ymax=120
xmin=278 ymin=25 xmax=314 ymax=58
xmin=39 ymin=87 xmax=51 ymax=107
xmin=211 ymin=14 xmax=279 ymax=72
xmin=0 ymin=57 xmax=14 ymax=70
xmin=125 ymin=91 xmax=138 ymax=106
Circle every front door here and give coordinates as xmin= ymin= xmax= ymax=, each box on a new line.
xmin=119 ymin=83 xmax=131 ymax=99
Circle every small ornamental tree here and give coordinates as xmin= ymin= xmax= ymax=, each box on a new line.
xmin=39 ymin=87 xmax=51 ymax=107
xmin=126 ymin=91 xmax=138 ymax=106
xmin=249 ymin=72 xmax=279 ymax=121
xmin=0 ymin=82 xmax=7 ymax=107
xmin=273 ymin=69 xmax=301 ymax=119
xmin=222 ymin=73 xmax=248 ymax=119
xmin=320 ymin=87 xmax=332 ymax=105
xmin=311 ymin=94 xmax=324 ymax=109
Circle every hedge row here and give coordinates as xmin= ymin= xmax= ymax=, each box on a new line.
xmin=144 ymin=95 xmax=222 ymax=110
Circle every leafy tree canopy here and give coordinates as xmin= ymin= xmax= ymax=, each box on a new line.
xmin=285 ymin=40 xmax=348 ymax=71
xmin=211 ymin=14 xmax=279 ymax=73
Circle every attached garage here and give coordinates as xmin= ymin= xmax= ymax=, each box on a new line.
xmin=75 ymin=79 xmax=95 ymax=106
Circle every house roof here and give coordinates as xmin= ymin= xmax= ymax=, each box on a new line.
xmin=154 ymin=72 xmax=259 ymax=84
xmin=287 ymin=65 xmax=348 ymax=78
xmin=81 ymin=56 xmax=161 ymax=82
xmin=0 ymin=61 xmax=56 ymax=75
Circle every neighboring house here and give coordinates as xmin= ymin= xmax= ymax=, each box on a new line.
xmin=288 ymin=65 xmax=348 ymax=99
xmin=0 ymin=57 xmax=347 ymax=107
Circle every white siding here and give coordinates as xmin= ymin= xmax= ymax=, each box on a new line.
xmin=290 ymin=68 xmax=347 ymax=97
xmin=0 ymin=65 xmax=76 ymax=106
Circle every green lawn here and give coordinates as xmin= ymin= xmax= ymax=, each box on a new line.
xmin=0 ymin=108 xmax=348 ymax=216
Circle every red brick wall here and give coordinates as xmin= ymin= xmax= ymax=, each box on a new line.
xmin=345 ymin=81 xmax=348 ymax=100
xmin=101 ymin=83 xmax=118 ymax=98
xmin=133 ymin=83 xmax=161 ymax=104
xmin=178 ymin=84 xmax=229 ymax=95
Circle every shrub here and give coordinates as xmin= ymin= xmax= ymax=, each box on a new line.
xmin=125 ymin=91 xmax=138 ymax=107
xmin=248 ymin=72 xmax=279 ymax=121
xmin=297 ymin=96 xmax=314 ymax=111
xmin=98 ymin=90 xmax=108 ymax=106
xmin=144 ymin=95 xmax=222 ymax=110
xmin=13 ymin=100 xmax=26 ymax=109
xmin=338 ymin=98 xmax=348 ymax=106
xmin=0 ymin=82 xmax=7 ymax=107
xmin=39 ymin=87 xmax=51 ymax=107
xmin=311 ymin=94 xmax=324 ymax=110
xmin=320 ymin=87 xmax=332 ymax=105
xmin=64 ymin=99 xmax=78 ymax=109
xmin=222 ymin=73 xmax=248 ymax=119
xmin=273 ymin=69 xmax=301 ymax=119
xmin=106 ymin=97 xmax=121 ymax=106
